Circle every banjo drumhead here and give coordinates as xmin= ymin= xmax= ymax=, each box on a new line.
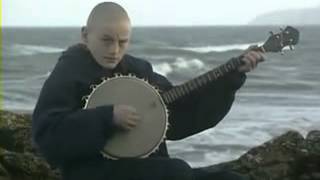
xmin=84 ymin=76 xmax=168 ymax=159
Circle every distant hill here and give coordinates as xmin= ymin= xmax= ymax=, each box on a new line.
xmin=249 ymin=6 xmax=320 ymax=25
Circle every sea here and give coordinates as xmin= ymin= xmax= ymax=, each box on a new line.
xmin=3 ymin=26 xmax=320 ymax=167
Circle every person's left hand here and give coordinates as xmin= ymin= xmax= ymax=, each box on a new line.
xmin=237 ymin=50 xmax=265 ymax=73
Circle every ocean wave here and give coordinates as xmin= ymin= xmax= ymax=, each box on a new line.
xmin=153 ymin=62 xmax=173 ymax=76
xmin=168 ymin=41 xmax=264 ymax=53
xmin=239 ymin=92 xmax=320 ymax=101
xmin=153 ymin=57 xmax=205 ymax=76
xmin=4 ymin=102 xmax=35 ymax=112
xmin=3 ymin=71 xmax=51 ymax=84
xmin=6 ymin=44 xmax=64 ymax=56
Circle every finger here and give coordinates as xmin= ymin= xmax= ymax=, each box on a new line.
xmin=251 ymin=51 xmax=265 ymax=63
xmin=247 ymin=51 xmax=262 ymax=68
xmin=248 ymin=45 xmax=259 ymax=51
xmin=127 ymin=106 xmax=137 ymax=113
xmin=237 ymin=66 xmax=248 ymax=73
xmin=127 ymin=113 xmax=140 ymax=122
xmin=246 ymin=54 xmax=256 ymax=69
xmin=127 ymin=120 xmax=137 ymax=128
xmin=242 ymin=55 xmax=254 ymax=70
xmin=242 ymin=45 xmax=258 ymax=55
xmin=238 ymin=58 xmax=250 ymax=72
xmin=259 ymin=53 xmax=266 ymax=62
xmin=119 ymin=123 xmax=133 ymax=131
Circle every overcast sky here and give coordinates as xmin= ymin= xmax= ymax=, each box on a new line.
xmin=3 ymin=0 xmax=320 ymax=26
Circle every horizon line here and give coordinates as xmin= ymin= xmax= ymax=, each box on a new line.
xmin=2 ymin=24 xmax=319 ymax=28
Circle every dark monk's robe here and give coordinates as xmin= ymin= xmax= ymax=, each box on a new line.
xmin=32 ymin=44 xmax=246 ymax=180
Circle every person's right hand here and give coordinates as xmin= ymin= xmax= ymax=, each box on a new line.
xmin=113 ymin=105 xmax=141 ymax=131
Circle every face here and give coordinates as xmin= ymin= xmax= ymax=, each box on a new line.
xmin=82 ymin=20 xmax=131 ymax=69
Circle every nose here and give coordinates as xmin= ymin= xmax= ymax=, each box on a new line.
xmin=108 ymin=41 xmax=120 ymax=55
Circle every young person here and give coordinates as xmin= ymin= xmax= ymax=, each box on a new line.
xmin=32 ymin=2 xmax=264 ymax=180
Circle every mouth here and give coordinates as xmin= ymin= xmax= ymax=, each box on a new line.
xmin=104 ymin=57 xmax=119 ymax=62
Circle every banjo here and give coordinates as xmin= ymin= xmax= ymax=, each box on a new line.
xmin=83 ymin=26 xmax=300 ymax=159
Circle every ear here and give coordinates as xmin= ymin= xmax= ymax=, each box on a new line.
xmin=81 ymin=26 xmax=89 ymax=44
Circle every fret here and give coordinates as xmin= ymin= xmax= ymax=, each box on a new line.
xmin=179 ymin=84 xmax=186 ymax=95
xmin=235 ymin=58 xmax=243 ymax=66
xmin=163 ymin=93 xmax=170 ymax=104
xmin=196 ymin=77 xmax=202 ymax=87
xmin=230 ymin=59 xmax=238 ymax=69
xmin=167 ymin=92 xmax=174 ymax=103
xmin=190 ymin=81 xmax=196 ymax=90
xmin=185 ymin=82 xmax=192 ymax=92
xmin=210 ymin=70 xmax=217 ymax=79
xmin=178 ymin=85 xmax=185 ymax=96
xmin=199 ymin=77 xmax=204 ymax=86
xmin=163 ymin=57 xmax=244 ymax=105
xmin=200 ymin=76 xmax=206 ymax=86
xmin=214 ymin=69 xmax=222 ymax=79
xmin=189 ymin=81 xmax=196 ymax=90
xmin=193 ymin=78 xmax=200 ymax=87
xmin=202 ymin=75 xmax=208 ymax=85
xmin=170 ymin=89 xmax=178 ymax=101
xmin=220 ymin=64 xmax=228 ymax=74
xmin=182 ymin=84 xmax=189 ymax=94
xmin=201 ymin=75 xmax=208 ymax=85
xmin=226 ymin=61 xmax=234 ymax=71
xmin=175 ymin=86 xmax=182 ymax=97
xmin=207 ymin=73 xmax=212 ymax=81
xmin=193 ymin=81 xmax=199 ymax=89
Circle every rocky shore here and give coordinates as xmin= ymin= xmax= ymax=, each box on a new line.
xmin=0 ymin=110 xmax=319 ymax=180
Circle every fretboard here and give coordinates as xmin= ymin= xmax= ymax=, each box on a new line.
xmin=161 ymin=57 xmax=243 ymax=104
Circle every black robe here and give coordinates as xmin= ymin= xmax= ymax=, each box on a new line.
xmin=32 ymin=44 xmax=246 ymax=178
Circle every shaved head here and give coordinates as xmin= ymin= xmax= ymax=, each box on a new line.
xmin=82 ymin=2 xmax=132 ymax=69
xmin=86 ymin=2 xmax=130 ymax=31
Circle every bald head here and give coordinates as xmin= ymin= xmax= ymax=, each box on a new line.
xmin=82 ymin=2 xmax=132 ymax=69
xmin=86 ymin=2 xmax=130 ymax=31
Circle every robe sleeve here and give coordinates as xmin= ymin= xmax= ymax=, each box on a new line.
xmin=150 ymin=65 xmax=246 ymax=141
xmin=32 ymin=54 xmax=116 ymax=166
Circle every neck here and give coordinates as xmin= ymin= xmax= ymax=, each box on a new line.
xmin=161 ymin=45 xmax=265 ymax=104
xmin=161 ymin=57 xmax=242 ymax=104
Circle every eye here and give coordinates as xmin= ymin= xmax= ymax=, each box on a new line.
xmin=101 ymin=38 xmax=113 ymax=43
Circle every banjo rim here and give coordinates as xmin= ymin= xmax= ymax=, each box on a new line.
xmin=83 ymin=74 xmax=169 ymax=159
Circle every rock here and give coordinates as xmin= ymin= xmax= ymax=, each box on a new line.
xmin=0 ymin=110 xmax=34 ymax=153
xmin=0 ymin=110 xmax=319 ymax=180
xmin=0 ymin=147 xmax=60 ymax=180
xmin=0 ymin=110 xmax=61 ymax=180
xmin=205 ymin=131 xmax=320 ymax=180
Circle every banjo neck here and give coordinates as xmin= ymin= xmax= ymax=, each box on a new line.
xmin=161 ymin=55 xmax=245 ymax=104
xmin=161 ymin=26 xmax=300 ymax=104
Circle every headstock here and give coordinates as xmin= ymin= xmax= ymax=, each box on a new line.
xmin=262 ymin=26 xmax=300 ymax=53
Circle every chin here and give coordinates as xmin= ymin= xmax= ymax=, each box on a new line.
xmin=103 ymin=63 xmax=118 ymax=70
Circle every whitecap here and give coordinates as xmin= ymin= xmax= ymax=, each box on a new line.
xmin=169 ymin=41 xmax=264 ymax=53
xmin=3 ymin=71 xmax=51 ymax=84
xmin=172 ymin=57 xmax=205 ymax=69
xmin=8 ymin=44 xmax=64 ymax=56
xmin=153 ymin=62 xmax=173 ymax=76
xmin=152 ymin=57 xmax=205 ymax=76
